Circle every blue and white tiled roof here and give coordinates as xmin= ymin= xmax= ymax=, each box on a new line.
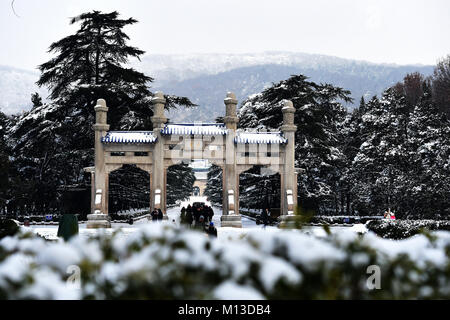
xmin=101 ymin=131 xmax=157 ymax=144
xmin=161 ymin=123 xmax=227 ymax=135
xmin=234 ymin=132 xmax=287 ymax=144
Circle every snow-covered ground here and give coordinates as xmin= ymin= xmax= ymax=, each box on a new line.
xmin=26 ymin=196 xmax=367 ymax=240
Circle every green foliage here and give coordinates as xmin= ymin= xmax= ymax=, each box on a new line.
xmin=0 ymin=224 xmax=449 ymax=299
xmin=57 ymin=214 xmax=79 ymax=241
xmin=6 ymin=11 xmax=195 ymax=215
xmin=0 ymin=219 xmax=19 ymax=239
xmin=166 ymin=163 xmax=196 ymax=206
xmin=366 ymin=220 xmax=450 ymax=239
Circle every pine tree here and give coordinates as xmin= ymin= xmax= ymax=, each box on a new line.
xmin=204 ymin=164 xmax=223 ymax=205
xmin=31 ymin=92 xmax=43 ymax=109
xmin=350 ymin=89 xmax=410 ymax=216
xmin=166 ymin=163 xmax=196 ymax=206
xmin=8 ymin=11 xmax=195 ymax=215
xmin=208 ymin=74 xmax=352 ymax=214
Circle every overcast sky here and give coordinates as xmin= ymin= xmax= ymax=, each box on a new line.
xmin=1 ymin=0 xmax=449 ymax=70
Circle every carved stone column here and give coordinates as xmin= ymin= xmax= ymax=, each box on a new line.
xmin=151 ymin=92 xmax=167 ymax=216
xmin=87 ymin=99 xmax=111 ymax=228
xmin=279 ymin=100 xmax=298 ymax=227
xmin=221 ymin=92 xmax=242 ymax=228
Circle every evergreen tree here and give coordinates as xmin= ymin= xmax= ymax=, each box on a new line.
xmin=8 ymin=11 xmax=195 ymax=215
xmin=350 ymin=90 xmax=410 ymax=216
xmin=207 ymin=74 xmax=352 ymax=214
xmin=166 ymin=163 xmax=196 ymax=206
xmin=347 ymin=80 xmax=450 ymax=218
xmin=204 ymin=164 xmax=223 ymax=205
xmin=31 ymin=92 xmax=43 ymax=109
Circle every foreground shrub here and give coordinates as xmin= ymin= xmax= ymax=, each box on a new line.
xmin=0 ymin=223 xmax=449 ymax=299
xmin=0 ymin=219 xmax=20 ymax=240
xmin=366 ymin=220 xmax=450 ymax=239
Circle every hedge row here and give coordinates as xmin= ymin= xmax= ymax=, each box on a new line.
xmin=365 ymin=220 xmax=450 ymax=239
xmin=0 ymin=223 xmax=449 ymax=299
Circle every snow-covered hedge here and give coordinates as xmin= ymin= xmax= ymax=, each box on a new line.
xmin=0 ymin=224 xmax=449 ymax=299
xmin=366 ymin=220 xmax=450 ymax=239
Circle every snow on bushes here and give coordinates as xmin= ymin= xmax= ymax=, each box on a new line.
xmin=0 ymin=223 xmax=449 ymax=299
xmin=366 ymin=220 xmax=450 ymax=239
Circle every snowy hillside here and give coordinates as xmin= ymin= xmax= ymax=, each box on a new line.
xmin=139 ymin=51 xmax=430 ymax=84
xmin=0 ymin=52 xmax=433 ymax=120
xmin=154 ymin=62 xmax=433 ymax=122
xmin=143 ymin=52 xmax=433 ymax=122
xmin=0 ymin=65 xmax=47 ymax=115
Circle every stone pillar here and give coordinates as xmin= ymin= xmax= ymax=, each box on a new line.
xmin=279 ymin=100 xmax=298 ymax=223
xmin=87 ymin=99 xmax=111 ymax=228
xmin=221 ymin=92 xmax=242 ymax=228
xmin=151 ymin=92 xmax=168 ymax=219
xmin=82 ymin=166 xmax=95 ymax=215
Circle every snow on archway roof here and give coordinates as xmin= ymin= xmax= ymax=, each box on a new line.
xmin=101 ymin=131 xmax=157 ymax=144
xmin=161 ymin=123 xmax=227 ymax=135
xmin=234 ymin=132 xmax=287 ymax=144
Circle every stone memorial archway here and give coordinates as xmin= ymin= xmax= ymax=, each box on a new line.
xmin=85 ymin=92 xmax=298 ymax=228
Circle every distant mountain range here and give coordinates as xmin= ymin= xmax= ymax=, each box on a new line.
xmin=0 ymin=52 xmax=434 ymax=122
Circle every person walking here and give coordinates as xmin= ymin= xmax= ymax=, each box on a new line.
xmin=206 ymin=221 xmax=218 ymax=238
xmin=193 ymin=215 xmax=206 ymax=232
xmin=180 ymin=207 xmax=186 ymax=224
xmin=194 ymin=206 xmax=201 ymax=223
xmin=261 ymin=208 xmax=271 ymax=229
xmin=151 ymin=209 xmax=158 ymax=222
xmin=157 ymin=208 xmax=164 ymax=220
xmin=208 ymin=206 xmax=214 ymax=223
xmin=186 ymin=208 xmax=193 ymax=227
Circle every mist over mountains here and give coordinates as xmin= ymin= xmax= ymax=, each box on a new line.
xmin=0 ymin=51 xmax=434 ymax=121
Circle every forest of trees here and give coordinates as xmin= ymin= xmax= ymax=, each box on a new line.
xmin=0 ymin=10 xmax=449 ymax=219
xmin=0 ymin=11 xmax=196 ymax=216
xmin=205 ymin=61 xmax=450 ymax=219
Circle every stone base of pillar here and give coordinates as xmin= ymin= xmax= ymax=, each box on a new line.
xmin=87 ymin=213 xmax=111 ymax=229
xmin=220 ymin=215 xmax=242 ymax=228
xmin=278 ymin=214 xmax=299 ymax=229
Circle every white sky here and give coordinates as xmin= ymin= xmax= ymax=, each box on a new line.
xmin=1 ymin=0 xmax=449 ymax=70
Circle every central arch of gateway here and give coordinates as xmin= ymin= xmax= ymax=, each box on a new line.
xmin=84 ymin=92 xmax=299 ymax=228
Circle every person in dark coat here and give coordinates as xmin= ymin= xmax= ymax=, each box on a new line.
xmin=180 ymin=207 xmax=186 ymax=224
xmin=206 ymin=221 xmax=217 ymax=238
xmin=151 ymin=209 xmax=158 ymax=221
xmin=208 ymin=206 xmax=214 ymax=222
xmin=157 ymin=208 xmax=164 ymax=220
xmin=194 ymin=206 xmax=201 ymax=223
xmin=186 ymin=207 xmax=193 ymax=227
xmin=261 ymin=208 xmax=271 ymax=229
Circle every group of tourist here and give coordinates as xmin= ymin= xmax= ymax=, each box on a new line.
xmin=180 ymin=204 xmax=217 ymax=237
xmin=150 ymin=208 xmax=164 ymax=221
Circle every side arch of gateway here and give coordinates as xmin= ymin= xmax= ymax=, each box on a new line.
xmin=84 ymin=92 xmax=299 ymax=228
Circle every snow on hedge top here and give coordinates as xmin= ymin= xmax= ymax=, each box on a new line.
xmin=234 ymin=131 xmax=287 ymax=144
xmin=101 ymin=131 xmax=157 ymax=144
xmin=161 ymin=123 xmax=227 ymax=135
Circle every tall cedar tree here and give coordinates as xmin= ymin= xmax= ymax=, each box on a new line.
xmin=8 ymin=11 xmax=195 ymax=214
xmin=205 ymin=75 xmax=352 ymax=214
